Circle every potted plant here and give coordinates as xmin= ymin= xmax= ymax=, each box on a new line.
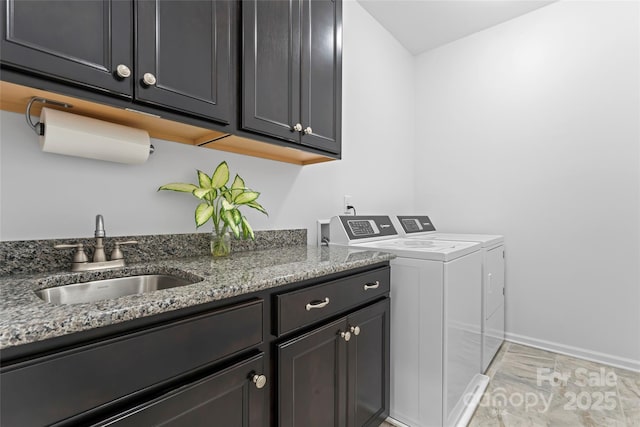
xmin=158 ymin=161 xmax=267 ymax=257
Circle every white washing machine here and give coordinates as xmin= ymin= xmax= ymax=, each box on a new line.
xmin=393 ymin=215 xmax=505 ymax=372
xmin=329 ymin=215 xmax=489 ymax=427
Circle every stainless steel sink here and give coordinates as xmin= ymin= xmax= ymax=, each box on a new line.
xmin=36 ymin=274 xmax=199 ymax=305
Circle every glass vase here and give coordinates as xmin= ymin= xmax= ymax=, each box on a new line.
xmin=211 ymin=228 xmax=231 ymax=257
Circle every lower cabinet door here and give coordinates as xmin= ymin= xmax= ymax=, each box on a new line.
xmin=278 ymin=318 xmax=349 ymax=427
xmin=98 ymin=353 xmax=267 ymax=427
xmin=347 ymin=299 xmax=390 ymax=427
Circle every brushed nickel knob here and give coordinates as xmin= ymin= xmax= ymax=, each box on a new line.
xmin=293 ymin=123 xmax=303 ymax=132
xmin=115 ymin=64 xmax=131 ymax=79
xmin=252 ymin=374 xmax=267 ymax=389
xmin=341 ymin=331 xmax=351 ymax=342
xmin=142 ymin=72 xmax=157 ymax=86
xmin=350 ymin=326 xmax=361 ymax=336
xmin=304 ymin=126 xmax=313 ymax=135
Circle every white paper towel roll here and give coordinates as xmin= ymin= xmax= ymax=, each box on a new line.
xmin=39 ymin=107 xmax=151 ymax=164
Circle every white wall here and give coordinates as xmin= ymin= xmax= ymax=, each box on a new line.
xmin=414 ymin=1 xmax=640 ymax=369
xmin=0 ymin=1 xmax=416 ymax=244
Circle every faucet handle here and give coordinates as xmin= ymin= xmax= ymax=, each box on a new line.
xmin=111 ymin=240 xmax=138 ymax=260
xmin=54 ymin=243 xmax=89 ymax=264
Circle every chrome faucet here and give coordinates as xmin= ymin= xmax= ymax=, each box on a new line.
xmin=55 ymin=214 xmax=138 ymax=272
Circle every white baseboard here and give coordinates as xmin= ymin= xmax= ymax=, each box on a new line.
xmin=505 ymin=332 xmax=640 ymax=373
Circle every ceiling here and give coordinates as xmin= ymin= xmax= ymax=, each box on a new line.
xmin=357 ymin=0 xmax=556 ymax=55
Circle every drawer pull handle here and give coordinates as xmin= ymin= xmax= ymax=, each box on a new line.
xmin=364 ymin=281 xmax=380 ymax=290
xmin=252 ymin=374 xmax=267 ymax=389
xmin=306 ymin=297 xmax=330 ymax=311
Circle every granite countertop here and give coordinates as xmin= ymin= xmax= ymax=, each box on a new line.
xmin=0 ymin=245 xmax=393 ymax=351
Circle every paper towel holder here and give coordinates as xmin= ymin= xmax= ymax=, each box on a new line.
xmin=26 ymin=96 xmax=73 ymax=136
xmin=26 ymin=96 xmax=155 ymax=155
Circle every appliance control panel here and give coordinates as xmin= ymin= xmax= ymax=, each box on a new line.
xmin=347 ymin=219 xmax=380 ymax=236
xmin=330 ymin=215 xmax=398 ymax=242
xmin=396 ymin=216 xmax=436 ymax=234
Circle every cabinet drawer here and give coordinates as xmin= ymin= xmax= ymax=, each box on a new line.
xmin=0 ymin=299 xmax=263 ymax=427
xmin=275 ymin=267 xmax=389 ymax=336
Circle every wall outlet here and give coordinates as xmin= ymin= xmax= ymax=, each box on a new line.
xmin=343 ymin=195 xmax=352 ymax=214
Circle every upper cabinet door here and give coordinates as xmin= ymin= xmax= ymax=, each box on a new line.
xmin=135 ymin=0 xmax=232 ymax=124
xmin=242 ymin=0 xmax=341 ymax=154
xmin=242 ymin=0 xmax=301 ymax=142
xmin=300 ymin=0 xmax=342 ymax=154
xmin=0 ymin=0 xmax=133 ymax=96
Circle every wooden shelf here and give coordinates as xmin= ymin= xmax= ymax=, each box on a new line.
xmin=0 ymin=81 xmax=336 ymax=166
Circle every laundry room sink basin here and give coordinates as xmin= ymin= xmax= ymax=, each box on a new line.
xmin=36 ymin=274 xmax=202 ymax=305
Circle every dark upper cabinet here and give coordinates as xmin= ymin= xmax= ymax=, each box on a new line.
xmin=0 ymin=0 xmax=231 ymax=123
xmin=0 ymin=0 xmax=133 ymax=96
xmin=1 ymin=0 xmax=342 ymax=163
xmin=242 ymin=0 xmax=300 ymax=143
xmin=299 ymin=0 xmax=342 ymax=154
xmin=242 ymin=0 xmax=342 ymax=155
xmin=135 ymin=1 xmax=231 ymax=123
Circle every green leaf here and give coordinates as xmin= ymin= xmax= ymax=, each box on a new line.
xmin=231 ymin=174 xmax=245 ymax=190
xmin=221 ymin=199 xmax=235 ymax=211
xmin=158 ymin=183 xmax=198 ymax=193
xmin=223 ymin=210 xmax=240 ymax=237
xmin=241 ymin=216 xmax=255 ymax=240
xmin=193 ymin=188 xmax=211 ymax=199
xmin=197 ymin=170 xmax=212 ymax=189
xmin=210 ymin=161 xmax=230 ymax=189
xmin=195 ymin=203 xmax=214 ymax=228
xmin=232 ymin=208 xmax=242 ymax=225
xmin=230 ymin=174 xmax=245 ymax=199
xmin=234 ymin=191 xmax=260 ymax=204
xmin=246 ymin=201 xmax=268 ymax=215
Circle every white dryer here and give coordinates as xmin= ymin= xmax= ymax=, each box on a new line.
xmin=330 ymin=215 xmax=489 ymax=427
xmin=394 ymin=215 xmax=505 ymax=372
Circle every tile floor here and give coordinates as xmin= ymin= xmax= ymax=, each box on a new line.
xmin=380 ymin=342 xmax=640 ymax=427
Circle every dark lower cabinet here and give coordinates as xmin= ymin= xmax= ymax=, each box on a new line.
xmin=278 ymin=299 xmax=390 ymax=427
xmin=96 ymin=354 xmax=267 ymax=427
xmin=278 ymin=318 xmax=349 ymax=427
xmin=0 ymin=299 xmax=264 ymax=427
xmin=0 ymin=266 xmax=389 ymax=427
xmin=347 ymin=299 xmax=390 ymax=427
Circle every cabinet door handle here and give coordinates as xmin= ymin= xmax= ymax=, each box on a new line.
xmin=292 ymin=123 xmax=303 ymax=132
xmin=304 ymin=126 xmax=313 ymax=135
xmin=115 ymin=64 xmax=131 ymax=79
xmin=364 ymin=281 xmax=380 ymax=290
xmin=305 ymin=297 xmax=330 ymax=311
xmin=350 ymin=326 xmax=361 ymax=336
xmin=252 ymin=374 xmax=267 ymax=389
xmin=141 ymin=72 xmax=157 ymax=87
xmin=340 ymin=331 xmax=351 ymax=342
